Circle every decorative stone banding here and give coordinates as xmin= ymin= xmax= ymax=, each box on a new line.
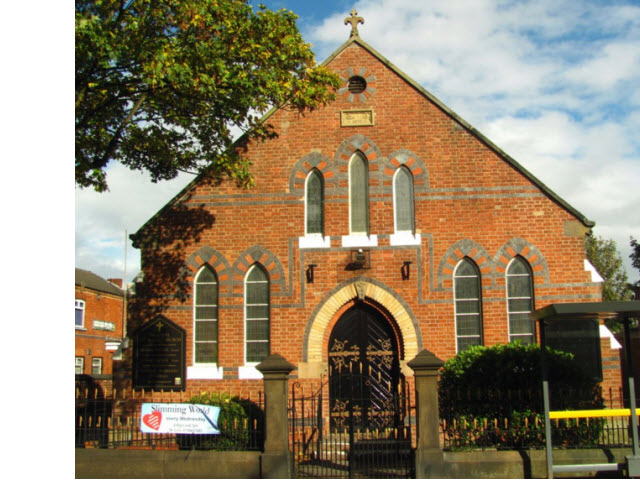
xmin=299 ymin=278 xmax=422 ymax=378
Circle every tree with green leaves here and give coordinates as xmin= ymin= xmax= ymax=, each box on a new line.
xmin=585 ymin=234 xmax=633 ymax=301
xmin=631 ymin=237 xmax=640 ymax=292
xmin=76 ymin=0 xmax=341 ymax=191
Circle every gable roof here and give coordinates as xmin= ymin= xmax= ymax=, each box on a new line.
xmin=133 ymin=35 xmax=594 ymax=240
xmin=75 ymin=268 xmax=124 ymax=297
xmin=330 ymin=36 xmax=594 ymax=228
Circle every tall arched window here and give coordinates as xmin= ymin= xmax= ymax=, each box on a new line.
xmin=506 ymin=257 xmax=535 ymax=344
xmin=194 ymin=265 xmax=218 ymax=364
xmin=393 ymin=166 xmax=415 ymax=234
xmin=349 ymin=152 xmax=369 ymax=235
xmin=245 ymin=264 xmax=270 ymax=364
xmin=305 ymin=169 xmax=324 ymax=235
xmin=454 ymin=258 xmax=483 ymax=352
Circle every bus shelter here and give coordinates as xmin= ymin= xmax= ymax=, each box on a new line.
xmin=532 ymin=301 xmax=640 ymax=478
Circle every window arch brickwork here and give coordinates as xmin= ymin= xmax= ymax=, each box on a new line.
xmin=185 ymin=246 xmax=231 ymax=295
xmin=383 ymin=149 xmax=429 ymax=192
xmin=290 ymin=152 xmax=337 ymax=193
xmin=494 ymin=238 xmax=549 ymax=284
xmin=437 ymin=239 xmax=493 ymax=290
xmin=334 ymin=134 xmax=383 ymax=186
xmin=231 ymin=246 xmax=286 ymax=295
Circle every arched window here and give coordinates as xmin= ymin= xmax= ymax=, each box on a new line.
xmin=393 ymin=166 xmax=415 ymax=234
xmin=454 ymin=258 xmax=483 ymax=352
xmin=305 ymin=169 xmax=324 ymax=235
xmin=245 ymin=264 xmax=270 ymax=364
xmin=349 ymin=152 xmax=369 ymax=235
xmin=194 ymin=265 xmax=218 ymax=364
xmin=506 ymin=257 xmax=535 ymax=344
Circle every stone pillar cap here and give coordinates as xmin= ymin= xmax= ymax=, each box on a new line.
xmin=407 ymin=349 xmax=444 ymax=371
xmin=256 ymin=353 xmax=296 ymax=374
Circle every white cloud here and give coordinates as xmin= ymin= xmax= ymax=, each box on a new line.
xmin=564 ymin=41 xmax=640 ymax=90
xmin=75 ymin=163 xmax=193 ymax=283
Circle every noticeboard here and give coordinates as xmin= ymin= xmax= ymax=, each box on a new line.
xmin=544 ymin=317 xmax=603 ymax=382
xmin=133 ymin=315 xmax=186 ymax=391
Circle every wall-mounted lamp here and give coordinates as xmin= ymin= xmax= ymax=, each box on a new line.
xmin=347 ymin=249 xmax=371 ymax=270
xmin=306 ymin=264 xmax=316 ymax=284
xmin=401 ymin=261 xmax=412 ymax=280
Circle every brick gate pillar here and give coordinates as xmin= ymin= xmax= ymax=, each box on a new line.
xmin=256 ymin=354 xmax=296 ymax=479
xmin=408 ymin=349 xmax=445 ymax=479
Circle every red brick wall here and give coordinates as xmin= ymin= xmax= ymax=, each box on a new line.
xmin=127 ymin=40 xmax=617 ymax=401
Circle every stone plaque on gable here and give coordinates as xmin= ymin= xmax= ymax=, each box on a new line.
xmin=341 ymin=109 xmax=375 ymax=127
xmin=133 ymin=315 xmax=186 ymax=391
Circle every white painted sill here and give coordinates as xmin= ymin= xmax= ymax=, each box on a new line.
xmin=187 ymin=365 xmax=224 ymax=380
xmin=390 ymin=232 xmax=421 ymax=246
xmin=299 ymin=235 xmax=331 ymax=249
xmin=341 ymin=234 xmax=378 ymax=248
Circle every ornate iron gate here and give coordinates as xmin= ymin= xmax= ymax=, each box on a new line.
xmin=290 ymin=304 xmax=414 ymax=478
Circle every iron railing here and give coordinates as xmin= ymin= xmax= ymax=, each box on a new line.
xmin=440 ymin=387 xmax=638 ymax=450
xmin=75 ymin=388 xmax=264 ymax=450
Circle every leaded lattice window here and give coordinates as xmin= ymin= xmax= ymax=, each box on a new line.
xmin=245 ymin=264 xmax=270 ymax=363
xmin=454 ymin=258 xmax=483 ymax=352
xmin=393 ymin=166 xmax=415 ymax=233
xmin=306 ymin=169 xmax=324 ymax=235
xmin=506 ymin=257 xmax=535 ymax=344
xmin=349 ymin=152 xmax=369 ymax=234
xmin=194 ymin=265 xmax=218 ymax=364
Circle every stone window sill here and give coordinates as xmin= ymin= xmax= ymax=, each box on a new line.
xmin=299 ymin=235 xmax=331 ymax=249
xmin=238 ymin=365 xmax=263 ymax=380
xmin=341 ymin=234 xmax=378 ymax=248
xmin=390 ymin=232 xmax=421 ymax=246
xmin=187 ymin=365 xmax=224 ymax=380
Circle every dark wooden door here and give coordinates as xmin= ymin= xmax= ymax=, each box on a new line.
xmin=328 ymin=304 xmax=401 ymax=431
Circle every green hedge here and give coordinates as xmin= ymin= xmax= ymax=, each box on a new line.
xmin=176 ymin=392 xmax=258 ymax=450
xmin=438 ymin=343 xmax=604 ymax=449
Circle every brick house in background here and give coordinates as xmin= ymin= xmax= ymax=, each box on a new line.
xmin=126 ymin=25 xmax=623 ymax=408
xmin=75 ymin=268 xmax=125 ymax=394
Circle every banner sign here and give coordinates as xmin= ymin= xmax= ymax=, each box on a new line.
xmin=140 ymin=403 xmax=221 ymax=434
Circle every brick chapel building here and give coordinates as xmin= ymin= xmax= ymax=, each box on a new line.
xmin=127 ymin=17 xmax=622 ymax=406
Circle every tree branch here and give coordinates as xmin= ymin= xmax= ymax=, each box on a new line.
xmin=96 ymin=92 xmax=147 ymax=168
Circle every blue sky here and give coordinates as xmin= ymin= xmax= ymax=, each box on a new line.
xmin=75 ymin=0 xmax=640 ymax=285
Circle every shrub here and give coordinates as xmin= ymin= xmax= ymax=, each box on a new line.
xmin=438 ymin=343 xmax=604 ymax=449
xmin=176 ymin=392 xmax=253 ymax=450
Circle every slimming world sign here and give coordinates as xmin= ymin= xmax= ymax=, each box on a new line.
xmin=140 ymin=403 xmax=221 ymax=434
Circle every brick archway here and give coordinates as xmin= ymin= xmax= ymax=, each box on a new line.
xmin=298 ymin=278 xmax=422 ymax=379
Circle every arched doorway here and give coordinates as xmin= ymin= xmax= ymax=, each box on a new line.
xmin=328 ymin=303 xmax=402 ymax=431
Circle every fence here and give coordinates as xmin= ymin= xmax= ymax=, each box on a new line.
xmin=75 ymin=387 xmax=264 ymax=451
xmin=439 ymin=386 xmax=638 ymax=451
xmin=441 ymin=412 xmax=640 ymax=450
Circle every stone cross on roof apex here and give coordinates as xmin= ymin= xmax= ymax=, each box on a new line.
xmin=344 ymin=9 xmax=364 ymax=37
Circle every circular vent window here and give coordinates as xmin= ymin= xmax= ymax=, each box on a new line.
xmin=347 ymin=76 xmax=367 ymax=94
